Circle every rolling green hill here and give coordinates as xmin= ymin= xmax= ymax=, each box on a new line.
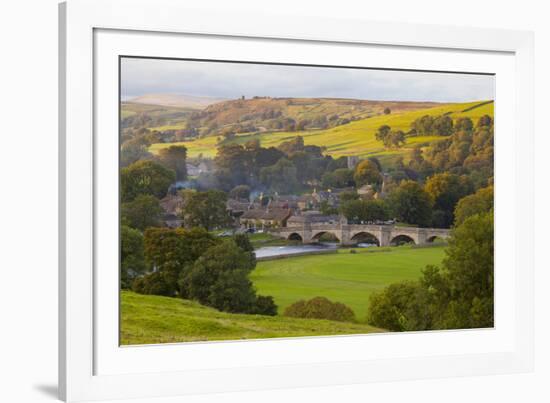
xmin=149 ymin=100 xmax=493 ymax=166
xmin=251 ymin=245 xmax=446 ymax=321
xmin=121 ymin=291 xmax=383 ymax=345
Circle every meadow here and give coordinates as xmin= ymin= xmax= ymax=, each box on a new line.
xmin=121 ymin=291 xmax=383 ymax=345
xmin=148 ymin=100 xmax=494 ymax=166
xmin=251 ymin=245 xmax=446 ymax=321
xmin=121 ymin=245 xmax=445 ymax=344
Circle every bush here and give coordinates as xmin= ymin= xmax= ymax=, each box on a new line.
xmin=367 ymin=281 xmax=432 ymax=331
xmin=284 ymin=297 xmax=355 ymax=322
xmin=253 ymin=295 xmax=278 ymax=316
xmin=132 ymin=272 xmax=174 ymax=297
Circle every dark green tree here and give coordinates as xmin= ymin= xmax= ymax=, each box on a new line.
xmin=121 ymin=160 xmax=175 ymax=202
xmin=121 ymin=225 xmax=147 ymax=289
xmin=121 ymin=194 xmax=163 ymax=231
xmin=387 ymin=180 xmax=433 ymax=226
xmin=180 ymin=190 xmax=231 ymax=231
xmin=424 ymin=173 xmax=473 ymax=227
xmin=259 ymin=158 xmax=299 ymax=193
xmin=157 ymin=145 xmax=188 ymax=181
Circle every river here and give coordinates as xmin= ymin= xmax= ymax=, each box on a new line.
xmin=254 ymin=242 xmax=377 ymax=259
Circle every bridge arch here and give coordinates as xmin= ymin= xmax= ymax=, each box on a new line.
xmin=287 ymin=232 xmax=303 ymax=242
xmin=350 ymin=231 xmax=380 ymax=246
xmin=427 ymin=235 xmax=446 ymax=243
xmin=311 ymin=231 xmax=340 ymax=243
xmin=390 ymin=234 xmax=416 ymax=246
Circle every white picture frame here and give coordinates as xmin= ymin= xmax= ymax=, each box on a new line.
xmin=59 ymin=0 xmax=534 ymax=401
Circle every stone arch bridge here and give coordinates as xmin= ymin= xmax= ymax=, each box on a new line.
xmin=270 ymin=223 xmax=450 ymax=247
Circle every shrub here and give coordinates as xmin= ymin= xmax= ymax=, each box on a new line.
xmin=367 ymin=281 xmax=432 ymax=331
xmin=132 ymin=272 xmax=174 ymax=297
xmin=284 ymin=297 xmax=355 ymax=322
xmin=253 ymin=295 xmax=278 ymax=316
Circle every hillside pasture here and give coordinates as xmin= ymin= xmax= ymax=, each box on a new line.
xmin=148 ymin=100 xmax=493 ymax=162
xmin=121 ymin=291 xmax=383 ymax=345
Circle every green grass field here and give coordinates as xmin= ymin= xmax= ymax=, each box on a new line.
xmin=148 ymin=101 xmax=493 ymax=163
xmin=250 ymin=245 xmax=446 ymax=321
xmin=121 ymin=245 xmax=444 ymax=344
xmin=121 ymin=291 xmax=383 ymax=345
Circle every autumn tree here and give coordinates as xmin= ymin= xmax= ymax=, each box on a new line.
xmin=353 ymin=159 xmax=382 ymax=187
xmin=454 ymin=185 xmax=493 ymax=226
xmin=424 ymin=173 xmax=473 ymax=228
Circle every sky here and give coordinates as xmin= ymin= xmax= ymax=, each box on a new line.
xmin=121 ymin=57 xmax=494 ymax=103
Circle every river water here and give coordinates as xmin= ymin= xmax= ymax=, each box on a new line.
xmin=254 ymin=242 xmax=377 ymax=259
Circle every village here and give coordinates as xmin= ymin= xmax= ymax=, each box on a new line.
xmin=159 ymin=158 xmax=393 ymax=235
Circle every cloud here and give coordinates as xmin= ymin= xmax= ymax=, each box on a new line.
xmin=121 ymin=57 xmax=494 ymax=103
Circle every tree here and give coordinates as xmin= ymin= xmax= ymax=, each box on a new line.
xmin=121 ymin=194 xmax=163 ymax=231
xmin=429 ymin=212 xmax=494 ymax=329
xmin=385 ymin=130 xmax=406 ymax=148
xmin=383 ymin=107 xmax=391 ymax=115
xmin=477 ymin=114 xmax=493 ymax=128
xmin=121 ymin=225 xmax=147 ymax=289
xmin=454 ymin=185 xmax=493 ymax=226
xmin=432 ymin=115 xmax=454 ymax=136
xmin=120 ymin=141 xmax=152 ymax=167
xmin=214 ymin=143 xmax=251 ymax=190
xmin=354 ymin=159 xmax=382 ymax=187
xmin=319 ymin=200 xmax=338 ymax=216
xmin=454 ymin=117 xmax=474 ymax=132
xmin=260 ymin=158 xmax=299 ymax=193
xmin=229 ymin=185 xmax=251 ymax=200
xmin=157 ymin=145 xmax=188 ymax=181
xmin=321 ymin=168 xmax=355 ymax=188
xmin=411 ymin=115 xmax=435 ymax=135
xmin=375 ymin=125 xmax=391 ymax=141
xmin=142 ymin=227 xmax=218 ymax=295
xmin=338 ymin=190 xmax=359 ymax=203
xmin=121 ymin=160 xmax=175 ymax=202
xmin=340 ymin=199 xmax=388 ymax=223
xmin=180 ymin=240 xmax=274 ymax=314
xmin=180 ymin=190 xmax=231 ymax=231
xmin=387 ymin=180 xmax=433 ymax=226
xmin=278 ymin=136 xmax=304 ymax=155
xmin=424 ymin=173 xmax=473 ymax=227
xmin=366 ymin=212 xmax=494 ymax=331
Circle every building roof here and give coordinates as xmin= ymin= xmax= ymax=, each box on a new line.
xmin=287 ymin=213 xmax=340 ymax=225
xmin=160 ymin=194 xmax=183 ymax=215
xmin=226 ymin=199 xmax=253 ymax=212
xmin=240 ymin=208 xmax=291 ymax=221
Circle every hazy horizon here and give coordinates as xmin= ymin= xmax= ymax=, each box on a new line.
xmin=121 ymin=57 xmax=495 ymax=103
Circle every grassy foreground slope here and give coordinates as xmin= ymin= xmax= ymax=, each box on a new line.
xmin=121 ymin=291 xmax=382 ymax=345
xmin=149 ymin=100 xmax=493 ymax=162
xmin=251 ymin=245 xmax=446 ymax=321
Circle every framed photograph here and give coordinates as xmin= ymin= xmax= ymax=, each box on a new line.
xmin=59 ymin=0 xmax=534 ymax=401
